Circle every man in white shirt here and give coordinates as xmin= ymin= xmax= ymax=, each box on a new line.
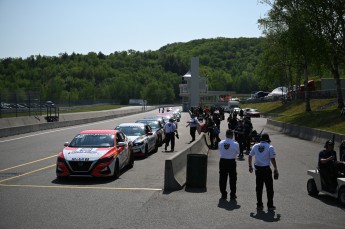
xmin=218 ymin=129 xmax=240 ymax=200
xmin=248 ymin=133 xmax=278 ymax=211
xmin=186 ymin=114 xmax=199 ymax=143
xmin=163 ymin=118 xmax=177 ymax=152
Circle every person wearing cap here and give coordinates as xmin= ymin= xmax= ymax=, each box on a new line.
xmin=218 ymin=129 xmax=240 ymax=200
xmin=163 ymin=118 xmax=177 ymax=152
xmin=318 ymin=140 xmax=345 ymax=192
xmin=186 ymin=114 xmax=199 ymax=143
xmin=248 ymin=133 xmax=278 ymax=211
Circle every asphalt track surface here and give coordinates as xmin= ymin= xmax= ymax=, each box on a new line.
xmin=0 ymin=107 xmax=344 ymax=229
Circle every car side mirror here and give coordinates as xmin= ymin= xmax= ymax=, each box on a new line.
xmin=117 ymin=142 xmax=126 ymax=147
xmin=64 ymin=142 xmax=69 ymax=147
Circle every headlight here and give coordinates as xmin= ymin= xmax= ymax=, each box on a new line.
xmin=133 ymin=141 xmax=144 ymax=146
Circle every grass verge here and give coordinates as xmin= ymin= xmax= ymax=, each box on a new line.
xmin=244 ymin=98 xmax=345 ymax=135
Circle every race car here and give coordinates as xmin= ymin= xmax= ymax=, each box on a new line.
xmin=115 ymin=123 xmax=158 ymax=157
xmin=135 ymin=119 xmax=165 ymax=146
xmin=56 ymin=129 xmax=134 ymax=179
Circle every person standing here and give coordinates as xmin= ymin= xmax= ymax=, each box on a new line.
xmin=243 ymin=116 xmax=253 ymax=153
xmin=186 ymin=114 xmax=199 ymax=143
xmin=206 ymin=116 xmax=216 ymax=148
xmin=163 ymin=118 xmax=177 ymax=152
xmin=234 ymin=119 xmax=245 ymax=158
xmin=248 ymin=133 xmax=278 ymax=211
xmin=218 ymin=129 xmax=240 ymax=200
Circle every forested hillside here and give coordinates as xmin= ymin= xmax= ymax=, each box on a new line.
xmin=0 ymin=37 xmax=269 ymax=105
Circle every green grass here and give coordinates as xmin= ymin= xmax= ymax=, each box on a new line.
xmin=61 ymin=104 xmax=125 ymax=113
xmin=245 ymin=98 xmax=345 ymax=134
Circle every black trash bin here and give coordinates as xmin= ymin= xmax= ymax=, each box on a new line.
xmin=186 ymin=154 xmax=208 ymax=188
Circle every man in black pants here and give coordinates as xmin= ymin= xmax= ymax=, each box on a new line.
xmin=163 ymin=118 xmax=177 ymax=152
xmin=186 ymin=114 xmax=198 ymax=143
xmin=218 ymin=130 xmax=240 ymax=200
xmin=248 ymin=133 xmax=278 ymax=211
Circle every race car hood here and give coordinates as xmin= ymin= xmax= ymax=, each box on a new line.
xmin=63 ymin=147 xmax=110 ymax=161
xmin=127 ymin=135 xmax=144 ymax=143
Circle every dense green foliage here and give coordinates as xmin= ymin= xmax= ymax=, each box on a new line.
xmin=0 ymin=38 xmax=266 ymax=105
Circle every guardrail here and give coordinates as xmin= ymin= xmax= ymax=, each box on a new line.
xmin=0 ymin=106 xmax=156 ymax=138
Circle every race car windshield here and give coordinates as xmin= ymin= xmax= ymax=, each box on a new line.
xmin=69 ymin=134 xmax=114 ymax=148
xmin=116 ymin=126 xmax=145 ymax=136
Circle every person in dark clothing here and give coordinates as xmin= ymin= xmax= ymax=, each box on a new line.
xmin=318 ymin=140 xmax=345 ymax=192
xmin=206 ymin=116 xmax=216 ymax=148
xmin=239 ymin=109 xmax=244 ymax=119
xmin=234 ymin=119 xmax=245 ymax=158
xmin=243 ymin=117 xmax=253 ymax=153
xmin=227 ymin=113 xmax=232 ymax=130
xmin=230 ymin=114 xmax=238 ymax=131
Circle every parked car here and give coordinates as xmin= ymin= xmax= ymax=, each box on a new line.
xmin=45 ymin=101 xmax=55 ymax=107
xmin=56 ymin=129 xmax=134 ymax=179
xmin=244 ymin=108 xmax=261 ymax=118
xmin=142 ymin=116 xmax=166 ymax=125
xmin=156 ymin=113 xmax=178 ymax=128
xmin=135 ymin=119 xmax=165 ymax=146
xmin=115 ymin=123 xmax=158 ymax=157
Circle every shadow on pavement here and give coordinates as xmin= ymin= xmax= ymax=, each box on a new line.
xmin=218 ymin=199 xmax=241 ymax=211
xmin=250 ymin=210 xmax=281 ymax=222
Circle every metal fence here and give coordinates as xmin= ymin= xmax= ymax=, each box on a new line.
xmin=0 ymin=90 xmax=119 ymax=118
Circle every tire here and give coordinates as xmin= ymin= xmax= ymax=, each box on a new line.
xmin=154 ymin=141 xmax=159 ymax=153
xmin=338 ymin=187 xmax=345 ymax=205
xmin=128 ymin=149 xmax=134 ymax=169
xmin=307 ymin=178 xmax=319 ymax=196
xmin=113 ymin=159 xmax=120 ymax=179
xmin=144 ymin=145 xmax=149 ymax=158
xmin=158 ymin=135 xmax=163 ymax=146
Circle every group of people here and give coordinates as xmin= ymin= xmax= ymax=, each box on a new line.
xmin=218 ymin=130 xmax=278 ymax=211
xmin=228 ymin=112 xmax=254 ymax=158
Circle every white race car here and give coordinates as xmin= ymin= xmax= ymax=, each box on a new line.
xmin=115 ymin=123 xmax=158 ymax=158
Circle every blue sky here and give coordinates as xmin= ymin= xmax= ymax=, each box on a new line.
xmin=0 ymin=0 xmax=271 ymax=59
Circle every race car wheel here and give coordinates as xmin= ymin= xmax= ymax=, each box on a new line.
xmin=154 ymin=141 xmax=159 ymax=153
xmin=158 ymin=136 xmax=163 ymax=146
xmin=128 ymin=150 xmax=134 ymax=169
xmin=144 ymin=145 xmax=149 ymax=158
xmin=338 ymin=187 xmax=345 ymax=205
xmin=307 ymin=178 xmax=319 ymax=196
xmin=113 ymin=159 xmax=120 ymax=179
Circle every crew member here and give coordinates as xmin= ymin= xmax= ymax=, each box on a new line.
xmin=218 ymin=129 xmax=240 ymax=200
xmin=163 ymin=118 xmax=177 ymax=152
xmin=186 ymin=114 xmax=199 ymax=143
xmin=248 ymin=133 xmax=278 ymax=211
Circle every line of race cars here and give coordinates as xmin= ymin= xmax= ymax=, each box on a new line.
xmin=56 ymin=107 xmax=181 ymax=180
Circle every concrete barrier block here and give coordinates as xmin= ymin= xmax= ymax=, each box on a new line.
xmin=164 ymin=133 xmax=209 ymax=191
